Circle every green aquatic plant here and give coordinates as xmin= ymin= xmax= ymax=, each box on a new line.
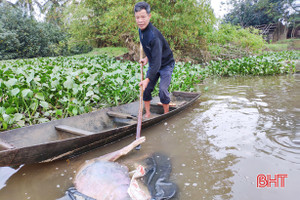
xmin=205 ymin=51 xmax=298 ymax=76
xmin=0 ymin=51 xmax=298 ymax=130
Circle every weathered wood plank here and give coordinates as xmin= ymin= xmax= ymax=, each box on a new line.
xmin=55 ymin=125 xmax=94 ymax=136
xmin=172 ymin=91 xmax=200 ymax=98
xmin=119 ymin=120 xmax=137 ymax=126
xmin=155 ymin=101 xmax=186 ymax=108
xmin=107 ymin=111 xmax=137 ymax=120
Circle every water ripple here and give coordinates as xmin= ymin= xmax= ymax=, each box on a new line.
xmin=196 ymin=76 xmax=300 ymax=164
xmin=191 ymin=94 xmax=259 ymax=160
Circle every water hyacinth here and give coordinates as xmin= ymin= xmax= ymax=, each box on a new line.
xmin=205 ymin=51 xmax=298 ymax=76
xmin=0 ymin=51 xmax=298 ymax=130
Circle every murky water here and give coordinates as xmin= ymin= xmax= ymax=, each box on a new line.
xmin=0 ymin=74 xmax=299 ymax=200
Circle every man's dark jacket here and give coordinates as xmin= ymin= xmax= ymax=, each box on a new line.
xmin=139 ymin=22 xmax=174 ymax=81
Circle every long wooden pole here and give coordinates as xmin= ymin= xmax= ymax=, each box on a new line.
xmin=136 ymin=43 xmax=144 ymax=150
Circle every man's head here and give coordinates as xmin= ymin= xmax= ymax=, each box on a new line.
xmin=134 ymin=2 xmax=151 ymax=30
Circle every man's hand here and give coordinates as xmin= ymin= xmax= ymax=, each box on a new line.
xmin=139 ymin=57 xmax=148 ymax=67
xmin=139 ymin=78 xmax=150 ymax=91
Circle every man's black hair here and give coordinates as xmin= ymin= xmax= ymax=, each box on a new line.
xmin=134 ymin=2 xmax=151 ymax=14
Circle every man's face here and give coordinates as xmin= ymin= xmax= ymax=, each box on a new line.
xmin=135 ymin=9 xmax=151 ymax=30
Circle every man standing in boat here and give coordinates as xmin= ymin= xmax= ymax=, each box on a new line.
xmin=134 ymin=2 xmax=175 ymax=118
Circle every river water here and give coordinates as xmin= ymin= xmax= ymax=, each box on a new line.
xmin=0 ymin=74 xmax=299 ymax=200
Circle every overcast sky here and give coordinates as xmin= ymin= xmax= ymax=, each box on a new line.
xmin=7 ymin=0 xmax=231 ymax=19
xmin=210 ymin=0 xmax=231 ymax=18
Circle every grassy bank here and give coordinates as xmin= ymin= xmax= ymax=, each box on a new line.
xmin=265 ymin=39 xmax=300 ymax=51
xmin=74 ymin=47 xmax=128 ymax=57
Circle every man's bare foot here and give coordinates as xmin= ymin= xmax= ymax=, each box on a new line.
xmin=143 ymin=112 xmax=151 ymax=119
xmin=163 ymin=104 xmax=169 ymax=114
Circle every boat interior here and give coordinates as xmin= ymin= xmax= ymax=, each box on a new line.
xmin=0 ymin=92 xmax=194 ymax=150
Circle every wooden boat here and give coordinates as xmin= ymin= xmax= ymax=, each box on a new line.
xmin=0 ymin=91 xmax=200 ymax=167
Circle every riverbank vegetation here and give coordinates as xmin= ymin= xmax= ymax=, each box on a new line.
xmin=0 ymin=50 xmax=298 ymax=130
xmin=1 ymin=0 xmax=298 ymax=63
xmin=1 ymin=0 xmax=269 ymax=62
xmin=265 ymin=39 xmax=300 ymax=51
xmin=0 ymin=2 xmax=93 ymax=60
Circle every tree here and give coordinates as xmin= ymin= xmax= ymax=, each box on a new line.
xmin=42 ymin=0 xmax=69 ymax=26
xmin=4 ymin=0 xmax=69 ymax=25
xmin=9 ymin=0 xmax=43 ymax=18
xmin=0 ymin=1 xmax=70 ymax=60
xmin=0 ymin=21 xmax=20 ymax=60
xmin=224 ymin=0 xmax=298 ymax=26
xmin=63 ymin=0 xmax=216 ymax=61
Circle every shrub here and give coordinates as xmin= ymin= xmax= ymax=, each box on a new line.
xmin=0 ymin=22 xmax=20 ymax=60
xmin=0 ymin=2 xmax=92 ymax=60
xmin=68 ymin=42 xmax=93 ymax=55
xmin=205 ymin=23 xmax=266 ymax=60
xmin=64 ymin=0 xmax=215 ymax=62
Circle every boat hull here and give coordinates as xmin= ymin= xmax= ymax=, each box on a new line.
xmin=0 ymin=91 xmax=200 ymax=166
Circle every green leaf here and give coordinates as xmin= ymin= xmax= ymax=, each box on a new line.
xmin=4 ymin=78 xmax=18 ymax=88
xmin=93 ymin=95 xmax=100 ymax=101
xmin=35 ymin=93 xmax=45 ymax=101
xmin=40 ymin=101 xmax=49 ymax=109
xmin=115 ymin=77 xmax=123 ymax=84
xmin=26 ymin=72 xmax=34 ymax=84
xmin=2 ymin=114 xmax=11 ymax=123
xmin=30 ymin=101 xmax=38 ymax=110
xmin=22 ymin=89 xmax=33 ymax=98
xmin=86 ymin=90 xmax=94 ymax=97
xmin=10 ymin=88 xmax=20 ymax=96
xmin=56 ymin=109 xmax=63 ymax=116
xmin=17 ymin=120 xmax=25 ymax=127
xmin=64 ymin=77 xmax=74 ymax=89
xmin=14 ymin=113 xmax=23 ymax=121
xmin=0 ymin=107 xmax=5 ymax=114
xmin=38 ymin=118 xmax=50 ymax=123
xmin=72 ymin=107 xmax=78 ymax=115
xmin=2 ymin=122 xmax=8 ymax=130
xmin=51 ymin=80 xmax=59 ymax=88
xmin=73 ymin=87 xmax=79 ymax=95
xmin=5 ymin=107 xmax=17 ymax=114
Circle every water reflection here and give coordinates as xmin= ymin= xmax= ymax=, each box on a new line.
xmin=195 ymin=75 xmax=300 ymax=199
xmin=249 ymin=75 xmax=300 ymax=164
xmin=0 ymin=162 xmax=76 ymax=200
xmin=158 ymin=113 xmax=237 ymax=200
xmin=198 ymin=75 xmax=300 ymax=164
